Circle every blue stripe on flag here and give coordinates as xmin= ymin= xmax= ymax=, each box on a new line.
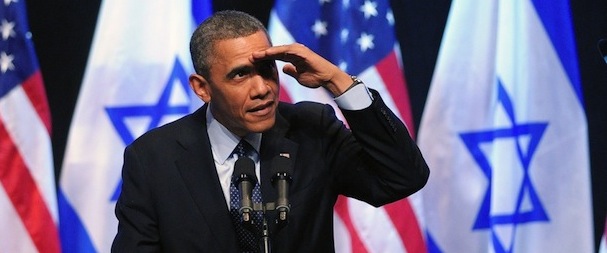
xmin=58 ymin=190 xmax=96 ymax=253
xmin=191 ymin=0 xmax=212 ymax=25
xmin=426 ymin=231 xmax=444 ymax=253
xmin=531 ymin=0 xmax=583 ymax=105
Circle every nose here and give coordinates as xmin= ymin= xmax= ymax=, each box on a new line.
xmin=250 ymin=74 xmax=272 ymax=99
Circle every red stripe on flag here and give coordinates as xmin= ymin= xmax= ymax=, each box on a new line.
xmin=376 ymin=51 xmax=416 ymax=138
xmin=0 ymin=122 xmax=61 ymax=253
xmin=384 ymin=199 xmax=427 ymax=253
xmin=279 ymin=84 xmax=293 ymax=103
xmin=377 ymin=50 xmax=426 ymax=252
xmin=335 ymin=196 xmax=369 ymax=253
xmin=21 ymin=71 xmax=52 ymax=134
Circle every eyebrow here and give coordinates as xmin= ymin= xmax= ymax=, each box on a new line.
xmin=225 ymin=64 xmax=254 ymax=79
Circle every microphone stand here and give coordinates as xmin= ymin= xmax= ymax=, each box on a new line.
xmin=259 ymin=206 xmax=271 ymax=253
xmin=252 ymin=201 xmax=288 ymax=253
xmin=251 ymin=202 xmax=273 ymax=253
xmin=248 ymin=155 xmax=293 ymax=253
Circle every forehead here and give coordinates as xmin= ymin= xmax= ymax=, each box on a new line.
xmin=211 ymin=31 xmax=271 ymax=65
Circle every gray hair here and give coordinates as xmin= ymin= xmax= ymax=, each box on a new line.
xmin=190 ymin=10 xmax=269 ymax=79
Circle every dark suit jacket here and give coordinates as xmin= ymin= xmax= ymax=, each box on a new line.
xmin=111 ymin=90 xmax=429 ymax=252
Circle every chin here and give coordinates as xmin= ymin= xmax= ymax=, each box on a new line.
xmin=248 ymin=118 xmax=276 ymax=133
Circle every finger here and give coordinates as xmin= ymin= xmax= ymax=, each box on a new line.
xmin=282 ymin=64 xmax=298 ymax=79
xmin=252 ymin=45 xmax=303 ymax=62
xmin=251 ymin=46 xmax=284 ymax=60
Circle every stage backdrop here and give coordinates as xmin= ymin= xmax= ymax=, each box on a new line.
xmin=23 ymin=0 xmax=607 ymax=251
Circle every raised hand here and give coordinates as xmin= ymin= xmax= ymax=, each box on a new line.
xmin=250 ymin=43 xmax=353 ymax=97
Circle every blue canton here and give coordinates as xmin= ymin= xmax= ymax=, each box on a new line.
xmin=0 ymin=0 xmax=38 ymax=98
xmin=459 ymin=80 xmax=549 ymax=253
xmin=106 ymin=58 xmax=191 ymax=201
xmin=275 ymin=0 xmax=395 ymax=75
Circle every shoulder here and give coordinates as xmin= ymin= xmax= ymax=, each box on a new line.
xmin=129 ymin=107 xmax=206 ymax=149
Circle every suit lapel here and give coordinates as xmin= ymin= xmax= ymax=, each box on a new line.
xmin=173 ymin=105 xmax=238 ymax=252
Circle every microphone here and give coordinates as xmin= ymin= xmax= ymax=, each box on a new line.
xmin=271 ymin=155 xmax=292 ymax=224
xmin=233 ymin=157 xmax=257 ymax=224
xmin=599 ymin=39 xmax=607 ymax=64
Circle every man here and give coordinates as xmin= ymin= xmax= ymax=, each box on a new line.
xmin=112 ymin=10 xmax=429 ymax=252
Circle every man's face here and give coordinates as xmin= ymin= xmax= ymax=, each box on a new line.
xmin=195 ymin=31 xmax=279 ymax=137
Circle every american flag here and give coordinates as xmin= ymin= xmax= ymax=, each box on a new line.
xmin=268 ymin=0 xmax=426 ymax=252
xmin=0 ymin=0 xmax=61 ymax=252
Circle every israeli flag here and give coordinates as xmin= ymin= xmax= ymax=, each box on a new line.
xmin=58 ymin=1 xmax=210 ymax=252
xmin=418 ymin=0 xmax=593 ymax=252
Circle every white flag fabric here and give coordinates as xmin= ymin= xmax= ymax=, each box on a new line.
xmin=601 ymin=230 xmax=607 ymax=253
xmin=0 ymin=1 xmax=61 ymax=252
xmin=418 ymin=0 xmax=593 ymax=252
xmin=268 ymin=0 xmax=427 ymax=252
xmin=58 ymin=1 xmax=210 ymax=252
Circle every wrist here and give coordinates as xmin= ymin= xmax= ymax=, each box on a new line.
xmin=343 ymin=76 xmax=363 ymax=93
xmin=323 ymin=72 xmax=361 ymax=97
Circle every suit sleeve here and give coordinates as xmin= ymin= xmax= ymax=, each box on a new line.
xmin=111 ymin=144 xmax=161 ymax=253
xmin=331 ymin=89 xmax=430 ymax=207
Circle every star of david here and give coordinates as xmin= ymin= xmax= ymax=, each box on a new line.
xmin=459 ymin=80 xmax=549 ymax=253
xmin=106 ymin=58 xmax=192 ymax=201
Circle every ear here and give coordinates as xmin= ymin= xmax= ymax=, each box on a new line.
xmin=189 ymin=74 xmax=211 ymax=103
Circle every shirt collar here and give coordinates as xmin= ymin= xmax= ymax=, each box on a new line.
xmin=206 ymin=106 xmax=262 ymax=164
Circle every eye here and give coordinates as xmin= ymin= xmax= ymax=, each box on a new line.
xmin=235 ymin=70 xmax=247 ymax=78
xmin=229 ymin=67 xmax=252 ymax=80
xmin=258 ymin=61 xmax=277 ymax=79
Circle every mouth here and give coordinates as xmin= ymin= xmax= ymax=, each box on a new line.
xmin=248 ymin=100 xmax=275 ymax=116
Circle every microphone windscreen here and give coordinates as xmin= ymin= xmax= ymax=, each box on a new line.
xmin=234 ymin=156 xmax=256 ymax=181
xmin=271 ymin=155 xmax=292 ymax=174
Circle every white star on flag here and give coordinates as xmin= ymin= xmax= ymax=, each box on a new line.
xmin=1 ymin=51 xmax=15 ymax=73
xmin=386 ymin=10 xmax=394 ymax=26
xmin=1 ymin=20 xmax=15 ymax=40
xmin=3 ymin=0 xmax=17 ymax=6
xmin=338 ymin=61 xmax=348 ymax=71
xmin=356 ymin=32 xmax=374 ymax=52
xmin=343 ymin=0 xmax=351 ymax=8
xmin=312 ymin=20 xmax=328 ymax=38
xmin=340 ymin=29 xmax=349 ymax=43
xmin=359 ymin=1 xmax=378 ymax=19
